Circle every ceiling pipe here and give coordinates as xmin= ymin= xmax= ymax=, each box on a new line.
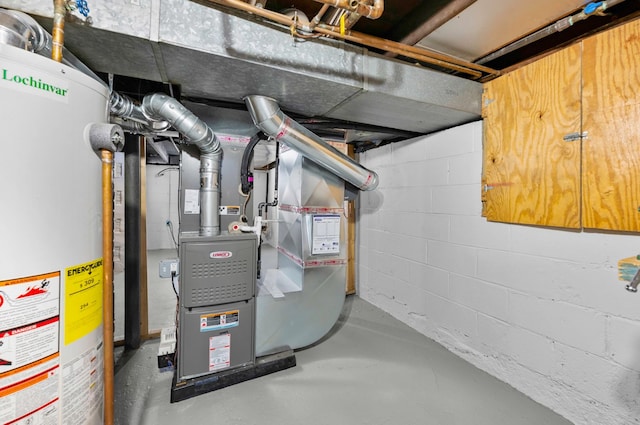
xmin=51 ymin=0 xmax=65 ymax=62
xmin=110 ymin=93 xmax=223 ymax=236
xmin=315 ymin=23 xmax=493 ymax=77
xmin=311 ymin=0 xmax=383 ymax=20
xmin=309 ymin=4 xmax=331 ymax=29
xmin=386 ymin=0 xmax=477 ymax=57
xmin=244 ymin=95 xmax=378 ymax=191
xmin=477 ymin=0 xmax=627 ymax=65
xmin=0 ymin=8 xmax=104 ymax=85
xmin=204 ymin=0 xmax=497 ymax=78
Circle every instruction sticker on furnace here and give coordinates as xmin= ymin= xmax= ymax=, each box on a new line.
xmin=200 ymin=310 xmax=239 ymax=332
xmin=209 ymin=333 xmax=231 ymax=372
xmin=312 ymin=214 xmax=341 ymax=254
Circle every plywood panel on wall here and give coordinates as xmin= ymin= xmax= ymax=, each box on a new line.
xmin=582 ymin=19 xmax=640 ymax=232
xmin=482 ymin=44 xmax=582 ymax=228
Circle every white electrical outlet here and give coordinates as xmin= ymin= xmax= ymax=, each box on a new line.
xmin=159 ymin=259 xmax=179 ymax=278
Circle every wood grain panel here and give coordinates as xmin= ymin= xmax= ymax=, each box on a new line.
xmin=582 ymin=19 xmax=640 ymax=231
xmin=482 ymin=44 xmax=582 ymax=228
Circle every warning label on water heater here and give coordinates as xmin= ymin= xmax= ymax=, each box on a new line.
xmin=0 ymin=271 xmax=61 ymax=425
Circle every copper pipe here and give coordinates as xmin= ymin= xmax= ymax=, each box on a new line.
xmin=311 ymin=0 xmax=382 ymax=20
xmin=205 ymin=0 xmax=497 ymax=78
xmin=319 ymin=23 xmax=496 ymax=75
xmin=312 ymin=0 xmax=359 ymax=11
xmin=315 ymin=24 xmax=487 ymax=77
xmin=101 ymin=149 xmax=115 ymax=425
xmin=51 ymin=0 xmax=65 ymax=62
xmin=310 ymin=4 xmax=330 ymax=29
xmin=355 ymin=0 xmax=383 ymax=19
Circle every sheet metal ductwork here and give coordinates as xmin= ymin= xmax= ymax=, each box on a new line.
xmin=244 ymin=95 xmax=378 ymax=191
xmin=110 ymin=92 xmax=223 ymax=236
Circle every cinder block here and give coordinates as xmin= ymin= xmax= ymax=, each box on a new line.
xmin=369 ymin=250 xmax=394 ymax=277
xmin=559 ymin=272 xmax=640 ymax=322
xmin=391 ymin=136 xmax=428 ymax=164
xmin=409 ymin=262 xmax=448 ymax=297
xmin=384 ymin=233 xmax=427 ymax=264
xmin=427 ymin=240 xmax=476 ymax=278
xmin=407 ymin=213 xmax=449 ymax=241
xmin=555 ymin=343 xmax=629 ymax=409
xmin=385 ymin=187 xmax=431 ymax=213
xmin=508 ymin=292 xmax=606 ymax=355
xmin=470 ymin=121 xmax=483 ymax=152
xmin=448 ymin=152 xmax=482 ymax=185
xmin=510 ymin=225 xmax=640 ymax=265
xmin=476 ymin=250 xmax=571 ymax=299
xmin=361 ymin=144 xmax=391 ymax=168
xmin=478 ymin=314 xmax=560 ymax=377
xmin=450 ymin=215 xmax=510 ymax=250
xmin=425 ymin=124 xmax=476 ymax=159
xmin=425 ymin=292 xmax=477 ymax=338
xmin=432 ymin=184 xmax=482 ymax=216
xmin=393 ymin=280 xmax=428 ymax=311
xmin=606 ymin=316 xmax=640 ymax=371
xmin=388 ymin=255 xmax=414 ymax=284
xmin=449 ymin=274 xmax=508 ymax=320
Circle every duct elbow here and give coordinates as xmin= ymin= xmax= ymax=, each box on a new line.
xmin=244 ymin=95 xmax=283 ymax=134
xmin=142 ymin=93 xmax=221 ymax=155
xmin=244 ymin=95 xmax=379 ymax=192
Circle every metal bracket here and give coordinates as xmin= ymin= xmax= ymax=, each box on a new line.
xmin=563 ymin=131 xmax=588 ymax=142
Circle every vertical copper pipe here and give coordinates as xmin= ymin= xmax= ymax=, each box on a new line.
xmin=51 ymin=0 xmax=65 ymax=62
xmin=310 ymin=4 xmax=331 ymax=29
xmin=101 ymin=149 xmax=115 ymax=425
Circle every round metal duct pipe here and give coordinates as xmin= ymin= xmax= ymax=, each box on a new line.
xmin=244 ymin=95 xmax=379 ymax=191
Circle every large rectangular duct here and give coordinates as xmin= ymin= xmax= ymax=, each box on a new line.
xmin=256 ymin=148 xmax=347 ymax=355
xmin=3 ymin=0 xmax=483 ymax=134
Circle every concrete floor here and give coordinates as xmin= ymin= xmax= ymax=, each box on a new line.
xmin=114 ymin=291 xmax=574 ymax=425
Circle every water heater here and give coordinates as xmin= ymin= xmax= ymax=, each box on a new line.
xmin=0 ymin=43 xmax=108 ymax=425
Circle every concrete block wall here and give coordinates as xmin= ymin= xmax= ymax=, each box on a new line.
xmin=357 ymin=121 xmax=640 ymax=425
xmin=146 ymin=164 xmax=179 ymax=250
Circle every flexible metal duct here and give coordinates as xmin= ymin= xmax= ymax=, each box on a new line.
xmin=244 ymin=95 xmax=378 ymax=191
xmin=110 ymin=92 xmax=223 ymax=236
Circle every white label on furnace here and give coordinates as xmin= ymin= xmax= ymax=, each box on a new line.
xmin=312 ymin=214 xmax=341 ymax=255
xmin=209 ymin=334 xmax=231 ymax=372
xmin=219 ymin=206 xmax=240 ymax=215
xmin=184 ymin=189 xmax=199 ymax=214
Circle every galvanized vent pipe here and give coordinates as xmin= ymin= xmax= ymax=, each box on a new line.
xmin=110 ymin=93 xmax=223 ymax=236
xmin=244 ymin=95 xmax=378 ymax=191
